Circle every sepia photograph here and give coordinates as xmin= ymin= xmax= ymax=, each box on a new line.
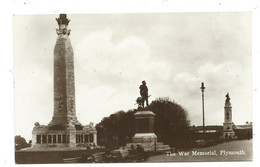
xmin=14 ymin=12 xmax=253 ymax=163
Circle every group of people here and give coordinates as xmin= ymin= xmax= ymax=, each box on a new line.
xmin=129 ymin=144 xmax=149 ymax=161
xmin=80 ymin=143 xmax=148 ymax=162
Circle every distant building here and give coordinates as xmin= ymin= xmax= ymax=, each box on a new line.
xmin=189 ymin=121 xmax=252 ymax=141
xmin=189 ymin=125 xmax=223 ymax=140
xmin=233 ymin=122 xmax=252 ymax=139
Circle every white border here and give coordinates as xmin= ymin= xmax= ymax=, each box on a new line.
xmin=1 ymin=0 xmax=259 ymax=167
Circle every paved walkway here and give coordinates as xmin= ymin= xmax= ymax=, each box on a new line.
xmin=148 ymin=140 xmax=252 ymax=162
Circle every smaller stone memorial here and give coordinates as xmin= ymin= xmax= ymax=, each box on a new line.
xmin=223 ymin=93 xmax=235 ymax=139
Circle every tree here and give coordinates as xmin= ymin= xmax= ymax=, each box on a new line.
xmin=15 ymin=135 xmax=30 ymax=150
xmin=96 ymin=110 xmax=135 ymax=148
xmin=96 ymin=97 xmax=191 ymax=149
xmin=148 ymin=97 xmax=191 ymax=149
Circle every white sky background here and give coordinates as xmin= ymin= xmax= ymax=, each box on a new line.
xmin=14 ymin=13 xmax=252 ymax=141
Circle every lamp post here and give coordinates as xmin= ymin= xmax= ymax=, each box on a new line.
xmin=200 ymin=82 xmax=206 ymax=139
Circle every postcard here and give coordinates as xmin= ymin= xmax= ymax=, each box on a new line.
xmin=14 ymin=12 xmax=252 ymax=164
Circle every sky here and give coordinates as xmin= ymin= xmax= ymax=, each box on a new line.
xmin=13 ymin=13 xmax=252 ymax=141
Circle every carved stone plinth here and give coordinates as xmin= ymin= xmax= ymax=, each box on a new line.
xmin=134 ymin=111 xmax=156 ymax=133
xmin=133 ymin=111 xmax=157 ymax=143
xmin=127 ymin=111 xmax=159 ymax=151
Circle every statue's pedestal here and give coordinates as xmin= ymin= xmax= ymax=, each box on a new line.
xmin=126 ymin=110 xmax=170 ymax=151
xmin=132 ymin=111 xmax=157 ymax=143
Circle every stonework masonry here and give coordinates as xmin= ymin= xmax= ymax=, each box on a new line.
xmin=48 ymin=34 xmax=79 ymax=127
xmin=223 ymin=96 xmax=235 ymax=139
xmin=31 ymin=14 xmax=97 ymax=149
xmin=126 ymin=110 xmax=170 ymax=151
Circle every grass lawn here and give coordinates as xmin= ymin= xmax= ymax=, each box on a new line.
xmin=15 ymin=148 xmax=103 ymax=164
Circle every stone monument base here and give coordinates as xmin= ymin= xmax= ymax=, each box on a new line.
xmin=132 ymin=133 xmax=157 ymax=143
xmin=127 ymin=133 xmax=170 ymax=152
xmin=223 ymin=131 xmax=235 ymax=139
xmin=223 ymin=121 xmax=235 ymax=139
xmin=126 ymin=110 xmax=170 ymax=152
xmin=31 ymin=122 xmax=97 ymax=149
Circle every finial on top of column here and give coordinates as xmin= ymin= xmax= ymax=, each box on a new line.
xmin=55 ymin=14 xmax=71 ymax=36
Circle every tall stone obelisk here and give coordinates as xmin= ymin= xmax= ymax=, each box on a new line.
xmin=31 ymin=14 xmax=97 ymax=148
xmin=48 ymin=14 xmax=80 ymax=127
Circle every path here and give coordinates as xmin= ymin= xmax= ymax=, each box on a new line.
xmin=148 ymin=140 xmax=252 ymax=162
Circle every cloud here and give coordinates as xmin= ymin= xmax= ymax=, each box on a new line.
xmin=74 ymin=28 xmax=174 ymax=123
xmin=168 ymin=61 xmax=251 ymax=126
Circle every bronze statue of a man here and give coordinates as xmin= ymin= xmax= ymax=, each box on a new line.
xmin=139 ymin=80 xmax=149 ymax=108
